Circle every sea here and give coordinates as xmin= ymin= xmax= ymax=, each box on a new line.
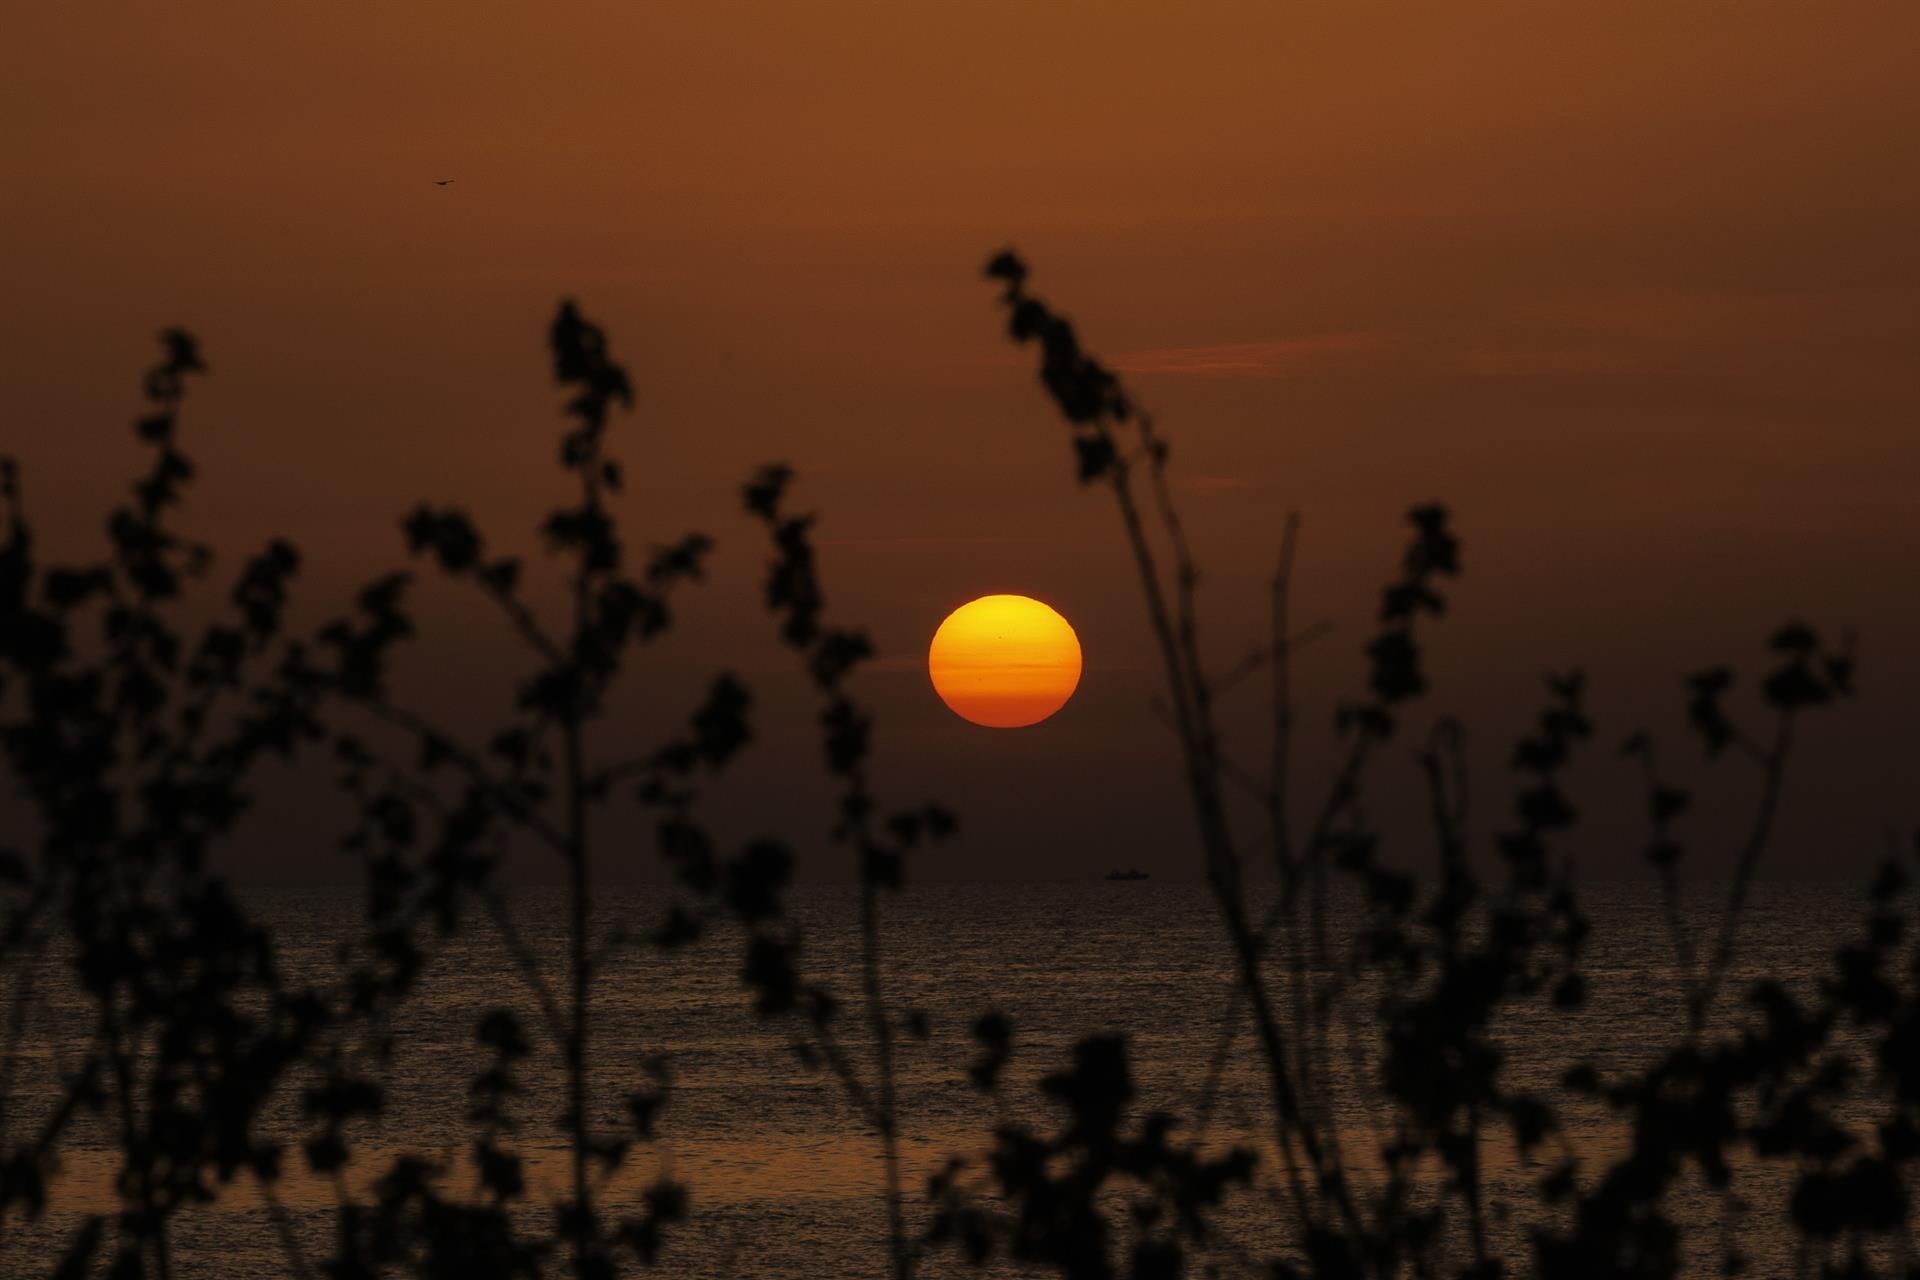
xmin=0 ymin=880 xmax=1890 ymax=1276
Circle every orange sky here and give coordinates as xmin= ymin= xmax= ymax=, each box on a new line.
xmin=4 ymin=1 xmax=1916 ymax=881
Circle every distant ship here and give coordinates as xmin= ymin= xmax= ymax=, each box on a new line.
xmin=1104 ymin=868 xmax=1150 ymax=881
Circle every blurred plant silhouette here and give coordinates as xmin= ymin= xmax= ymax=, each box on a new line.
xmin=0 ymin=309 xmax=948 ymax=1279
xmin=303 ymin=302 xmax=956 ymax=1280
xmin=944 ymin=249 xmax=1909 ymax=1280
xmin=0 ymin=270 xmax=1911 ymax=1280
xmin=0 ymin=331 xmax=330 ymax=1279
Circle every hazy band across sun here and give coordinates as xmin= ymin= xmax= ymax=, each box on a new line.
xmin=927 ymin=594 xmax=1082 ymax=728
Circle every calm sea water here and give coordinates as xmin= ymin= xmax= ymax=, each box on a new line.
xmin=3 ymin=880 xmax=1882 ymax=1276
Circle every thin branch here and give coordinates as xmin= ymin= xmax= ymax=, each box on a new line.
xmin=563 ymin=428 xmax=602 ymax=1280
xmin=1211 ymin=626 xmax=1331 ymax=698
xmin=1146 ymin=699 xmax=1271 ymax=805
xmin=1263 ymin=734 xmax=1373 ymax=937
xmin=482 ymin=584 xmax=567 ymax=670
xmin=1690 ymin=712 xmax=1795 ymax=1034
xmin=851 ymin=810 xmax=910 ymax=1279
xmin=0 ymin=932 xmax=46 ymax=1146
xmin=0 ymin=879 xmax=55 ymax=975
xmin=257 ymin=1173 xmax=319 ymax=1280
xmin=357 ymin=700 xmax=570 ymax=855
xmin=479 ymin=887 xmax=569 ymax=1047
xmin=806 ymin=1021 xmax=884 ymax=1132
xmin=1637 ymin=748 xmax=1699 ymax=1001
xmin=1106 ymin=456 xmax=1330 ymax=1227
xmin=1211 ymin=648 xmax=1268 ymax=697
xmin=1192 ymin=980 xmax=1245 ymax=1143
xmin=1270 ymin=513 xmax=1302 ymax=890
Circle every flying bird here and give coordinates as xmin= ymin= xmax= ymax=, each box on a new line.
xmin=433 ymin=179 xmax=454 ymax=186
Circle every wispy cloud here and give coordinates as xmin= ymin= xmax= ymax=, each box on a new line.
xmin=1109 ymin=334 xmax=1380 ymax=377
xmin=817 ymin=535 xmax=1046 ymax=548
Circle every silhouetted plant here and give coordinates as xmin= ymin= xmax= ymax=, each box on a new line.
xmin=930 ymin=1030 xmax=1257 ymax=1279
xmin=302 ymin=303 xmax=953 ymax=1280
xmin=741 ymin=463 xmax=958 ymax=1279
xmin=970 ymin=249 xmax=1902 ymax=1279
xmin=2 ymin=267 xmax=1915 ymax=1280
xmin=0 ymin=331 xmax=330 ymax=1277
xmin=0 ymin=309 xmax=952 ymax=1280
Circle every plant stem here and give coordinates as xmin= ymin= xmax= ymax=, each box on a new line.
xmin=565 ymin=427 xmax=602 ymax=1277
xmin=1270 ymin=513 xmax=1301 ymax=889
xmin=859 ymin=861 xmax=910 ymax=1279
xmin=567 ymin=713 xmax=591 ymax=1276
xmin=1106 ymin=458 xmax=1355 ymax=1232
xmin=1691 ymin=713 xmax=1794 ymax=1035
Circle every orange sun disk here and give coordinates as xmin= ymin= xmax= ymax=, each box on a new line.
xmin=927 ymin=595 xmax=1082 ymax=728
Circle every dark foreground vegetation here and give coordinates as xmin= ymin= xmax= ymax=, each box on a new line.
xmin=0 ymin=256 xmax=1913 ymax=1278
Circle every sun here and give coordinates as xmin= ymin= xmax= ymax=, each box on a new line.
xmin=928 ymin=594 xmax=1082 ymax=728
